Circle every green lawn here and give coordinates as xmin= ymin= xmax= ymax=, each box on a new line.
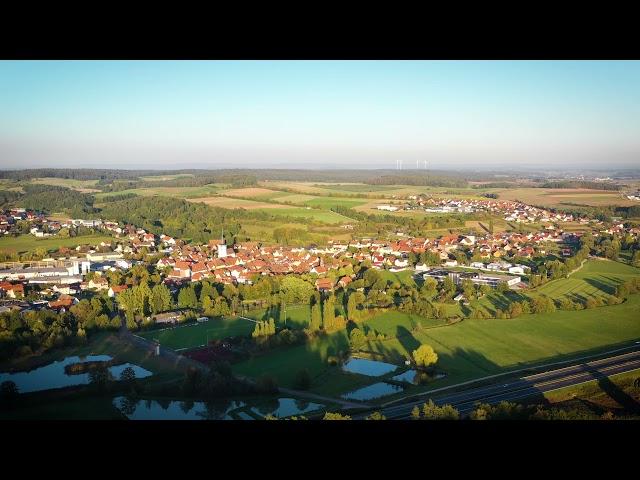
xmin=243 ymin=304 xmax=313 ymax=329
xmin=379 ymin=269 xmax=419 ymax=288
xmin=30 ymin=177 xmax=100 ymax=191
xmin=138 ymin=317 xmax=257 ymax=350
xmin=532 ymin=259 xmax=639 ymax=302
xmin=138 ymin=174 xmax=195 ymax=181
xmin=312 ymin=184 xmax=397 ymax=193
xmin=373 ymin=295 xmax=640 ymax=384
xmin=0 ymin=233 xmax=115 ymax=255
xmin=253 ymin=207 xmax=354 ymax=224
xmin=94 ymin=184 xmax=221 ymax=200
xmin=233 ymin=329 xmax=352 ymax=390
xmin=363 ymin=311 xmax=447 ymax=337
xmin=303 ymin=197 xmax=367 ymax=209
xmin=233 ymin=295 xmax=640 ymax=395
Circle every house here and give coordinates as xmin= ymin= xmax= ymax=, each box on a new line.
xmin=0 ymin=282 xmax=24 ymax=298
xmin=88 ymin=277 xmax=109 ymax=291
xmin=338 ymin=276 xmax=353 ymax=288
xmin=415 ymin=263 xmax=430 ymax=272
xmin=108 ymin=285 xmax=129 ymax=297
xmin=48 ymin=294 xmax=78 ymax=312
xmin=508 ymin=266 xmax=525 ymax=275
xmin=315 ymin=277 xmax=335 ymax=292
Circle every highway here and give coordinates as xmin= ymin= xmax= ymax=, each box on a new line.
xmin=355 ymin=347 xmax=640 ymax=419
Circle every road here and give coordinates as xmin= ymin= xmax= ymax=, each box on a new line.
xmin=354 ymin=347 xmax=640 ymax=419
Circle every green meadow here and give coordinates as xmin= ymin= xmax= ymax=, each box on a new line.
xmin=0 ymin=233 xmax=115 ymax=255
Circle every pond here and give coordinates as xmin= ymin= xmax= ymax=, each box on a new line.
xmin=0 ymin=355 xmax=153 ymax=393
xmin=249 ymin=397 xmax=324 ymax=418
xmin=113 ymin=396 xmax=324 ymax=420
xmin=341 ymin=382 xmax=404 ymax=401
xmin=113 ymin=397 xmax=248 ymax=420
xmin=391 ymin=370 xmax=447 ymax=385
xmin=341 ymin=357 xmax=398 ymax=377
xmin=391 ymin=369 xmax=419 ymax=384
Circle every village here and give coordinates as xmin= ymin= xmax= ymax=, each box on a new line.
xmin=0 ymin=199 xmax=638 ymax=321
xmin=377 ymin=196 xmax=596 ymax=225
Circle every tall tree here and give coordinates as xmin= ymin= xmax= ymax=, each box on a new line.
xmin=322 ymin=294 xmax=336 ymax=331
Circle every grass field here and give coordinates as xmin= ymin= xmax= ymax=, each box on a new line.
xmin=303 ymin=197 xmax=367 ymax=209
xmin=273 ymin=193 xmax=319 ymax=204
xmin=138 ymin=174 xmax=194 ymax=181
xmin=313 ymin=184 xmax=397 ymax=193
xmin=495 ymin=188 xmax=635 ymax=207
xmin=0 ymin=233 xmax=114 ymax=255
xmin=532 ymin=259 xmax=640 ymax=303
xmin=222 ymin=187 xmax=291 ymax=200
xmin=95 ymin=184 xmax=221 ymax=200
xmin=30 ymin=177 xmax=101 ymax=193
xmin=138 ymin=317 xmax=258 ymax=350
xmin=232 ymin=293 xmax=640 ymax=395
xmin=253 ymin=207 xmax=354 ymax=224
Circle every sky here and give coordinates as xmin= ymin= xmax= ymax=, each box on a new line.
xmin=0 ymin=60 xmax=638 ymax=170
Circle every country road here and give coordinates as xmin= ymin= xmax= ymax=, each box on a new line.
xmin=353 ymin=347 xmax=640 ymax=419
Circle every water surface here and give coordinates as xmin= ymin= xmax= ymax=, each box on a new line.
xmin=341 ymin=357 xmax=398 ymax=377
xmin=0 ymin=355 xmax=152 ymax=393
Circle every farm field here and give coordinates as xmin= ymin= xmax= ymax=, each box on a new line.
xmin=95 ymin=184 xmax=221 ymax=200
xmin=302 ymin=197 xmax=367 ymax=209
xmin=495 ymin=188 xmax=635 ymax=207
xmin=314 ymin=184 xmax=398 ymax=193
xmin=253 ymin=207 xmax=354 ymax=224
xmin=187 ymin=196 xmax=284 ymax=209
xmin=30 ymin=177 xmax=101 ymax=193
xmin=0 ymin=233 xmax=114 ymax=255
xmin=138 ymin=174 xmax=194 ymax=181
xmin=271 ymin=193 xmax=319 ymax=204
xmin=222 ymin=187 xmax=290 ymax=200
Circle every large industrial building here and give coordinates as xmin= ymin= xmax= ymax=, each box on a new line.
xmin=422 ymin=269 xmax=521 ymax=288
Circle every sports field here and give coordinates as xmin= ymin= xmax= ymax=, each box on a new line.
xmin=138 ymin=317 xmax=257 ymax=350
xmin=0 ymin=233 xmax=114 ymax=255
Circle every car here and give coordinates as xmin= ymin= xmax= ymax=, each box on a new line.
xmin=196 ymin=316 xmax=209 ymax=323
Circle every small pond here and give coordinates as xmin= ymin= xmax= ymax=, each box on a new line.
xmin=249 ymin=397 xmax=324 ymax=418
xmin=0 ymin=355 xmax=152 ymax=393
xmin=113 ymin=396 xmax=325 ymax=420
xmin=341 ymin=382 xmax=404 ymax=401
xmin=113 ymin=397 xmax=248 ymax=420
xmin=341 ymin=357 xmax=398 ymax=377
xmin=391 ymin=370 xmax=446 ymax=385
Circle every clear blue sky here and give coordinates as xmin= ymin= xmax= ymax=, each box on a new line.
xmin=0 ymin=60 xmax=638 ymax=170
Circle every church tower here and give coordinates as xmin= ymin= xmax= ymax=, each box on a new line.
xmin=218 ymin=228 xmax=227 ymax=258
